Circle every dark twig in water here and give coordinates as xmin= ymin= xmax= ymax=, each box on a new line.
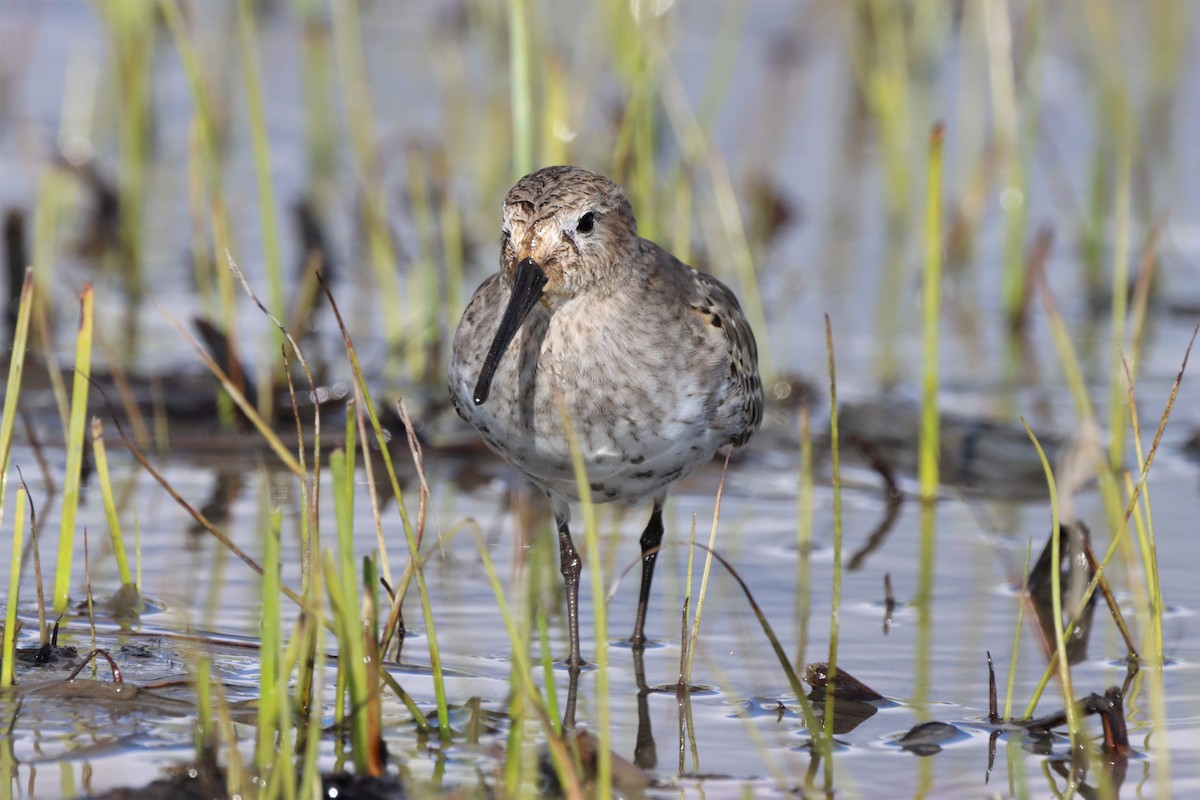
xmin=1080 ymin=529 xmax=1139 ymax=661
xmin=1017 ymin=686 xmax=1132 ymax=753
xmin=986 ymin=679 xmax=1132 ymax=785
xmin=1118 ymin=325 xmax=1195 ymax=524
xmin=987 ymin=651 xmax=999 ymax=724
xmin=64 ymin=648 xmax=122 ymax=684
xmin=83 ymin=527 xmax=96 ymax=651
xmin=985 ymin=727 xmax=1002 ymax=785
xmin=882 ymin=573 xmax=894 ymax=635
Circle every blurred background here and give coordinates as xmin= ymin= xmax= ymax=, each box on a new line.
xmin=2 ymin=1 xmax=1194 ymax=394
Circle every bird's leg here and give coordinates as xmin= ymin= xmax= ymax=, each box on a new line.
xmin=631 ymin=500 xmax=665 ymax=647
xmin=556 ymin=513 xmax=584 ymax=669
xmin=563 ymin=655 xmax=580 ymax=733
xmin=556 ymin=512 xmax=583 ymax=730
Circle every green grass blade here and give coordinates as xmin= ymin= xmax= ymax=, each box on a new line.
xmin=1002 ymin=540 xmax=1033 ymax=721
xmin=822 ymin=314 xmax=843 ymax=751
xmin=2 ymin=487 xmax=27 ymax=687
xmin=53 ymin=284 xmax=95 ymax=614
xmin=194 ymin=656 xmax=214 ymax=759
xmin=794 ymin=403 xmax=813 ymax=668
xmin=0 ymin=270 xmax=34 ymax=527
xmin=1105 ymin=91 xmax=1135 ymax=472
xmin=149 ymin=295 xmax=304 ymax=477
xmin=255 ymin=502 xmax=284 ymax=773
xmin=1020 ymin=420 xmax=1080 ymax=744
xmin=1025 ymin=329 xmax=1193 ymax=717
xmin=537 ymin=601 xmax=560 ymax=734
xmin=158 ymin=0 xmax=238 ymax=357
xmin=328 ymin=0 xmax=405 ymax=353
xmin=472 ymin=525 xmax=584 ymax=799
xmin=98 ymin=0 xmax=153 ymax=293
xmin=321 ymin=548 xmax=362 ymax=768
xmin=322 ymin=284 xmax=450 ymax=736
xmin=560 ymin=396 xmax=611 ymax=796
xmin=507 ymin=0 xmax=533 ymax=177
xmin=329 ymin=444 xmax=372 ymax=772
xmin=90 ymin=417 xmax=133 ymax=587
xmin=680 ymin=514 xmax=696 ymax=686
xmin=685 ymin=454 xmax=730 ymax=683
xmin=31 ymin=169 xmax=60 ymax=306
xmin=298 ymin=558 xmax=328 ymax=796
xmin=919 ymin=124 xmax=944 ymax=498
xmin=236 ymin=0 xmax=286 ymax=418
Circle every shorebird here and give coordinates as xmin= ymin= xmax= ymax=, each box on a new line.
xmin=449 ymin=165 xmax=763 ymax=670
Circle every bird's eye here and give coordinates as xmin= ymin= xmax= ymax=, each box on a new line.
xmin=576 ymin=212 xmax=595 ymax=234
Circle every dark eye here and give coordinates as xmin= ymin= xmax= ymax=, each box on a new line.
xmin=576 ymin=212 xmax=595 ymax=234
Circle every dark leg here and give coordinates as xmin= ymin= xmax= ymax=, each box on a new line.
xmin=631 ymin=501 xmax=665 ymax=647
xmin=556 ymin=513 xmax=583 ymax=730
xmin=563 ymin=656 xmax=580 ymax=732
xmin=556 ymin=514 xmax=584 ymax=669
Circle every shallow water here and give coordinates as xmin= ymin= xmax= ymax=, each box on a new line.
xmin=2 ymin=1 xmax=1200 ymax=798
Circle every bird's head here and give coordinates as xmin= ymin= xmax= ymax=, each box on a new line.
xmin=473 ymin=166 xmax=638 ymax=405
xmin=499 ymin=165 xmax=638 ymax=302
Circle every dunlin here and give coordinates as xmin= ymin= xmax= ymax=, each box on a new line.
xmin=450 ymin=165 xmax=763 ymax=670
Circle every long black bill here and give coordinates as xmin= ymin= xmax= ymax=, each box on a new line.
xmin=473 ymin=257 xmax=547 ymax=405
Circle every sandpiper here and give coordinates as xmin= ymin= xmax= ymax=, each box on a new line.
xmin=449 ymin=165 xmax=763 ymax=670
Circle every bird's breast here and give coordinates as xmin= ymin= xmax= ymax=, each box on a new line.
xmin=451 ymin=289 xmax=733 ymax=504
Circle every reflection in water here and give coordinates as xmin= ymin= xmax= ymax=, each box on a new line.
xmin=187 ymin=470 xmax=244 ymax=543
xmin=803 ymin=662 xmax=883 ymax=736
xmin=837 ymin=400 xmax=1066 ymax=499
xmin=896 ymin=720 xmax=963 ymax=757
xmin=193 ymin=318 xmax=257 ymax=411
xmin=631 ymin=645 xmax=657 ymax=771
xmin=1026 ymin=521 xmax=1096 ymax=665
xmin=845 ymin=434 xmax=904 ymax=571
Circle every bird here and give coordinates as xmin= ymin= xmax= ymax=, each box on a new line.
xmin=449 ymin=165 xmax=763 ymax=673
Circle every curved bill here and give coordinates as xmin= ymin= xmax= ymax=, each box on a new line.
xmin=473 ymin=257 xmax=547 ymax=405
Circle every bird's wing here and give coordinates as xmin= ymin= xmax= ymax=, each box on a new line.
xmin=688 ymin=270 xmax=764 ymax=446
